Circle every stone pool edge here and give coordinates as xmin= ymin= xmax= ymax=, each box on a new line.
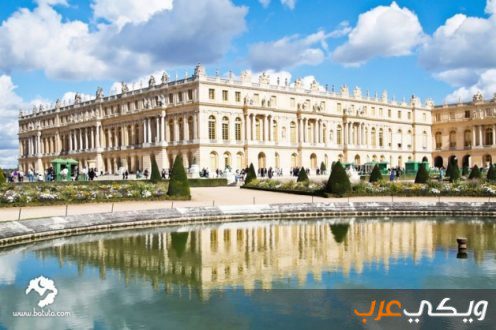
xmin=0 ymin=201 xmax=494 ymax=248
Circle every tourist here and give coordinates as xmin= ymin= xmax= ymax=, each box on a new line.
xmin=389 ymin=169 xmax=395 ymax=181
xmin=161 ymin=169 xmax=166 ymax=179
xmin=144 ymin=169 xmax=149 ymax=179
xmin=439 ymin=167 xmax=445 ymax=181
xmin=27 ymin=168 xmax=34 ymax=182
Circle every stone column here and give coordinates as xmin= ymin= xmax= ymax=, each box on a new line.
xmin=343 ymin=123 xmax=347 ymax=145
xmin=69 ymin=132 xmax=73 ymax=151
xmin=251 ymin=114 xmax=255 ymax=141
xmin=184 ymin=115 xmax=189 ymax=142
xmin=155 ymin=117 xmax=159 ymax=143
xmin=472 ymin=127 xmax=476 ymax=147
xmin=298 ymin=118 xmax=302 ymax=144
xmin=160 ymin=111 xmax=165 ymax=142
xmin=96 ymin=124 xmax=100 ymax=148
xmin=263 ymin=115 xmax=269 ymax=142
xmin=36 ymin=132 xmax=41 ymax=156
xmin=493 ymin=125 xmax=496 ymax=146
xmin=84 ymin=128 xmax=88 ymax=150
xmin=147 ymin=118 xmax=152 ymax=143
xmin=479 ymin=125 xmax=484 ymax=146
xmin=144 ymin=119 xmax=148 ymax=143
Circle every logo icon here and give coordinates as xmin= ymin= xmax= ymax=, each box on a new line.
xmin=25 ymin=276 xmax=58 ymax=308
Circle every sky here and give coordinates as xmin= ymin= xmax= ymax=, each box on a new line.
xmin=1 ymin=0 xmax=496 ymax=168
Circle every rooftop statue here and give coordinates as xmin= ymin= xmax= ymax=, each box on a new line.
xmin=148 ymin=75 xmax=156 ymax=87
xmin=95 ymin=87 xmax=104 ymax=99
xmin=259 ymin=72 xmax=270 ymax=85
xmin=294 ymin=78 xmax=303 ymax=89
xmin=310 ymin=80 xmax=319 ymax=91
xmin=121 ymin=82 xmax=129 ymax=94
xmin=194 ymin=64 xmax=205 ymax=78
xmin=473 ymin=91 xmax=483 ymax=103
xmin=161 ymin=72 xmax=169 ymax=84
xmin=74 ymin=93 xmax=81 ymax=104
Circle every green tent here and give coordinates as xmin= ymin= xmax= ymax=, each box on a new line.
xmin=51 ymin=158 xmax=78 ymax=181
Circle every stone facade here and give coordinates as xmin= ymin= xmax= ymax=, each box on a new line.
xmin=432 ymin=91 xmax=496 ymax=168
xmin=18 ymin=65 xmax=433 ymax=174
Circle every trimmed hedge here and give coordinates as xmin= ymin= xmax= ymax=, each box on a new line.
xmin=320 ymin=162 xmax=326 ymax=173
xmin=167 ymin=155 xmax=191 ymax=198
xmin=0 ymin=168 xmax=5 ymax=185
xmin=245 ymin=163 xmax=257 ymax=184
xmin=487 ymin=164 xmax=496 ymax=181
xmin=468 ymin=165 xmax=482 ymax=180
xmin=369 ymin=165 xmax=383 ymax=183
xmin=414 ymin=163 xmax=430 ymax=184
xmin=325 ymin=161 xmax=351 ymax=196
xmin=297 ymin=167 xmax=309 ymax=182
xmin=150 ymin=154 xmax=161 ymax=183
xmin=449 ymin=158 xmax=461 ymax=182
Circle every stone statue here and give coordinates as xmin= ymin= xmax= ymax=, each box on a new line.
xmin=158 ymin=95 xmax=166 ymax=107
xmin=492 ymin=92 xmax=496 ymax=102
xmin=194 ymin=64 xmax=205 ymax=78
xmin=294 ymin=78 xmax=303 ymax=89
xmin=277 ymin=77 xmax=280 ymax=86
xmin=96 ymin=87 xmax=104 ymax=99
xmin=161 ymin=72 xmax=169 ymax=84
xmin=55 ymin=99 xmax=61 ymax=108
xmin=144 ymin=98 xmax=151 ymax=109
xmin=310 ymin=80 xmax=319 ymax=91
xmin=74 ymin=93 xmax=81 ymax=104
xmin=32 ymin=105 xmax=37 ymax=113
xmin=353 ymin=86 xmax=361 ymax=98
xmin=473 ymin=91 xmax=484 ymax=103
xmin=340 ymin=85 xmax=349 ymax=97
xmin=121 ymin=82 xmax=129 ymax=94
xmin=148 ymin=75 xmax=156 ymax=87
xmin=285 ymin=78 xmax=288 ymax=86
xmin=259 ymin=72 xmax=270 ymax=85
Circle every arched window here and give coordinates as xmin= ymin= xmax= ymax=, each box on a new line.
xmin=449 ymin=130 xmax=456 ymax=148
xmin=210 ymin=151 xmax=218 ymax=170
xmin=223 ymin=152 xmax=231 ymax=168
xmin=235 ymin=118 xmax=242 ymax=141
xmin=275 ymin=152 xmax=280 ymax=168
xmin=255 ymin=118 xmax=262 ymax=141
xmin=273 ymin=120 xmax=278 ymax=142
xmin=291 ymin=153 xmax=298 ymax=168
xmin=222 ymin=116 xmax=229 ymax=141
xmin=464 ymin=130 xmax=471 ymax=147
xmin=290 ymin=121 xmax=297 ymax=144
xmin=208 ymin=115 xmax=216 ymax=140
xmin=379 ymin=128 xmax=384 ymax=147
xmin=485 ymin=128 xmax=493 ymax=146
xmin=322 ymin=125 xmax=327 ymax=143
xmin=337 ymin=125 xmax=342 ymax=145
xmin=329 ymin=129 xmax=334 ymax=143
xmin=178 ymin=118 xmax=184 ymax=141
xmin=236 ymin=152 xmax=244 ymax=169
xmin=188 ymin=116 xmax=194 ymax=141
xmin=371 ymin=128 xmax=377 ymax=147
xmin=422 ymin=131 xmax=428 ymax=149
xmin=435 ymin=132 xmax=442 ymax=149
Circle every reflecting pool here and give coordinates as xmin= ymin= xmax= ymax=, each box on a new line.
xmin=0 ymin=217 xmax=495 ymax=329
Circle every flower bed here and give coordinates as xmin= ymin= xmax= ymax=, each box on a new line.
xmin=0 ymin=181 xmax=190 ymax=207
xmin=242 ymin=179 xmax=496 ymax=198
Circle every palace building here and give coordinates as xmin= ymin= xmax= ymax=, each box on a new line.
xmin=431 ymin=91 xmax=496 ymax=169
xmin=18 ymin=65 xmax=433 ymax=174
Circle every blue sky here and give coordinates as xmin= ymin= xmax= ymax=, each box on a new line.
xmin=0 ymin=0 xmax=496 ymax=167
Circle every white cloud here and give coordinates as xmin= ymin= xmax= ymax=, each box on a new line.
xmin=486 ymin=0 xmax=496 ymax=15
xmin=248 ymin=31 xmax=328 ymax=71
xmin=92 ymin=0 xmax=173 ymax=28
xmin=0 ymin=253 xmax=22 ymax=285
xmin=0 ymin=75 xmax=24 ymax=168
xmin=281 ymin=0 xmax=296 ymax=10
xmin=259 ymin=0 xmax=270 ymax=8
xmin=0 ymin=0 xmax=247 ymax=81
xmin=445 ymin=69 xmax=496 ymax=103
xmin=332 ymin=1 xmax=424 ymax=67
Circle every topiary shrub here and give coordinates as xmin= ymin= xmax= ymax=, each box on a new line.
xmin=462 ymin=166 xmax=469 ymax=176
xmin=320 ymin=162 xmax=326 ymax=174
xmin=330 ymin=224 xmax=349 ymax=244
xmin=414 ymin=163 xmax=430 ymax=184
xmin=468 ymin=164 xmax=481 ymax=180
xmin=245 ymin=163 xmax=257 ymax=184
xmin=167 ymin=155 xmax=191 ymax=197
xmin=369 ymin=164 xmax=383 ymax=183
xmin=150 ymin=154 xmax=161 ymax=183
xmin=449 ymin=158 xmax=460 ymax=182
xmin=297 ymin=167 xmax=309 ymax=182
xmin=325 ymin=161 xmax=351 ymax=196
xmin=487 ymin=164 xmax=496 ymax=181
xmin=0 ymin=168 xmax=5 ymax=185
xmin=446 ymin=160 xmax=453 ymax=178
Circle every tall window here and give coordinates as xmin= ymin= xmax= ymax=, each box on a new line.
xmin=222 ymin=116 xmax=229 ymax=141
xmin=187 ymin=89 xmax=193 ymax=101
xmin=449 ymin=130 xmax=456 ymax=148
xmin=208 ymin=115 xmax=216 ymax=140
xmin=435 ymin=132 xmax=442 ymax=149
xmin=486 ymin=128 xmax=493 ymax=146
xmin=273 ymin=120 xmax=278 ymax=142
xmin=337 ymin=125 xmax=342 ymax=145
xmin=222 ymin=90 xmax=228 ymax=101
xmin=188 ymin=116 xmax=194 ymax=140
xmin=235 ymin=118 xmax=242 ymax=141
xmin=178 ymin=118 xmax=184 ymax=141
xmin=235 ymin=92 xmax=241 ymax=102
xmin=255 ymin=118 xmax=261 ymax=141
xmin=169 ymin=120 xmax=174 ymax=142
xmin=178 ymin=92 xmax=183 ymax=102
xmin=422 ymin=131 xmax=428 ymax=149
xmin=371 ymin=128 xmax=377 ymax=147
xmin=208 ymin=89 xmax=215 ymax=100
xmin=379 ymin=129 xmax=384 ymax=147
xmin=464 ymin=130 xmax=471 ymax=147
xmin=290 ymin=122 xmax=297 ymax=144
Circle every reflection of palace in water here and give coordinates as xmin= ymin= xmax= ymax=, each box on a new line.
xmin=37 ymin=220 xmax=496 ymax=290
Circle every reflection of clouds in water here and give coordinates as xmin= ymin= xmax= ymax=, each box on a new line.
xmin=0 ymin=253 xmax=22 ymax=285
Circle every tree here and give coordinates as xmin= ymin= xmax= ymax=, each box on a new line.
xmin=325 ymin=161 xmax=351 ymax=196
xmin=0 ymin=168 xmax=5 ymax=185
xmin=320 ymin=162 xmax=327 ymax=174
xmin=462 ymin=166 xmax=469 ymax=176
xmin=446 ymin=160 xmax=453 ymax=178
xmin=330 ymin=224 xmax=349 ymax=244
xmin=167 ymin=155 xmax=191 ymax=197
xmin=297 ymin=167 xmax=309 ymax=182
xmin=245 ymin=163 xmax=257 ymax=184
xmin=468 ymin=164 xmax=481 ymax=180
xmin=414 ymin=163 xmax=430 ymax=184
xmin=487 ymin=164 xmax=496 ymax=181
xmin=369 ymin=164 xmax=383 ymax=183
xmin=149 ymin=154 xmax=161 ymax=183
xmin=449 ymin=158 xmax=460 ymax=182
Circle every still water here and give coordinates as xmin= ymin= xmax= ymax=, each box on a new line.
xmin=0 ymin=217 xmax=495 ymax=329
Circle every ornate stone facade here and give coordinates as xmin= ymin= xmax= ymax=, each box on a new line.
xmin=431 ymin=93 xmax=496 ymax=168
xmin=18 ymin=65 xmax=433 ymax=174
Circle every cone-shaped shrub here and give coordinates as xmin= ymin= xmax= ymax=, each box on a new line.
xmin=468 ymin=164 xmax=481 ymax=180
xmin=0 ymin=168 xmax=5 ymax=185
xmin=369 ymin=164 xmax=383 ymax=183
xmin=167 ymin=155 xmax=191 ymax=197
xmin=487 ymin=164 xmax=496 ymax=181
xmin=320 ymin=162 xmax=326 ymax=174
xmin=446 ymin=160 xmax=453 ymax=178
xmin=297 ymin=167 xmax=309 ymax=182
xmin=449 ymin=158 xmax=460 ymax=182
xmin=245 ymin=163 xmax=257 ymax=184
xmin=462 ymin=166 xmax=469 ymax=176
xmin=414 ymin=163 xmax=430 ymax=184
xmin=330 ymin=224 xmax=349 ymax=244
xmin=325 ymin=161 xmax=351 ymax=196
xmin=150 ymin=154 xmax=161 ymax=183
